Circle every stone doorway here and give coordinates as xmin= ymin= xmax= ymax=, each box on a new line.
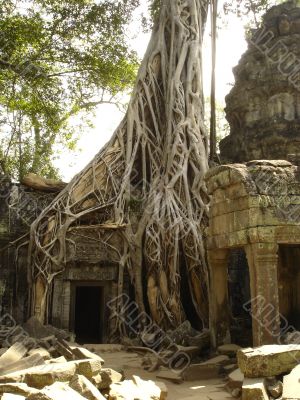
xmin=278 ymin=245 xmax=300 ymax=331
xmin=72 ymin=283 xmax=105 ymax=344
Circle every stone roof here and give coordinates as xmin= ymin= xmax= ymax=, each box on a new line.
xmin=206 ymin=160 xmax=300 ymax=198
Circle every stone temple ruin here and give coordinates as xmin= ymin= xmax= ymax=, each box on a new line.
xmin=1 ymin=1 xmax=300 ymax=353
xmin=0 ymin=2 xmax=300 ymax=399
xmin=206 ymin=0 xmax=300 ymax=351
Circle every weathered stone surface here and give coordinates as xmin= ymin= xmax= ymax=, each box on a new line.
xmin=238 ymin=345 xmax=300 ymax=378
xmin=71 ymin=346 xmax=104 ymax=364
xmin=227 ymin=368 xmax=244 ymax=390
xmin=95 ymin=368 xmax=122 ymax=390
xmin=0 ymin=343 xmax=27 ymax=369
xmin=220 ymin=2 xmax=300 ymax=163
xmin=73 ymin=359 xmax=102 ymax=379
xmin=156 ymin=369 xmax=183 ymax=384
xmin=70 ymin=374 xmax=106 ymax=400
xmin=282 ymin=364 xmax=300 ymax=399
xmin=242 ymin=378 xmax=269 ymax=400
xmin=28 ymin=348 xmax=51 ymax=361
xmin=181 ymin=361 xmax=221 ymax=381
xmin=109 ymin=375 xmax=166 ymax=400
xmin=27 ymin=382 xmax=86 ymax=400
xmin=0 ymin=383 xmax=39 ymax=396
xmin=0 ymin=354 xmax=45 ymax=376
xmin=0 ymin=362 xmax=77 ymax=388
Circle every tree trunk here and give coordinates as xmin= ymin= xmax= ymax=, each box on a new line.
xmin=28 ymin=0 xmax=210 ymax=334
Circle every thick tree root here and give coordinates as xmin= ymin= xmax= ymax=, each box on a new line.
xmin=28 ymin=0 xmax=210 ymax=336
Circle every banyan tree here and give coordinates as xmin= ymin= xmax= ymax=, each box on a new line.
xmin=28 ymin=0 xmax=212 ymax=338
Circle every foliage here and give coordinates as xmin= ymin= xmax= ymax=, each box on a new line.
xmin=0 ymin=0 xmax=140 ymax=180
xmin=223 ymin=0 xmax=289 ymax=27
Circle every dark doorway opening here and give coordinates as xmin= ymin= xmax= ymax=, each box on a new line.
xmin=228 ymin=249 xmax=252 ymax=347
xmin=278 ymin=245 xmax=300 ymax=331
xmin=74 ymin=285 xmax=104 ymax=344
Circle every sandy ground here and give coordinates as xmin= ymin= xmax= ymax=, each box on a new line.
xmin=85 ymin=345 xmax=233 ymax=400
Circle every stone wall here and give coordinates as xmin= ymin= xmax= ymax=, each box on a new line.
xmin=220 ymin=1 xmax=300 ymax=163
xmin=0 ymin=175 xmax=56 ymax=324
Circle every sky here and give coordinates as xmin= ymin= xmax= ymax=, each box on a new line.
xmin=56 ymin=1 xmax=248 ymax=182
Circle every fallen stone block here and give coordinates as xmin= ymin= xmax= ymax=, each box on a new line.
xmin=283 ymin=364 xmax=300 ymax=399
xmin=70 ymin=374 xmax=106 ymax=400
xmin=0 ymin=343 xmax=27 ymax=368
xmin=175 ymin=346 xmax=201 ymax=359
xmin=0 ymin=383 xmax=39 ymax=396
xmin=28 ymin=348 xmax=51 ymax=360
xmin=74 ymin=359 xmax=102 ymax=379
xmin=181 ymin=363 xmax=220 ymax=380
xmin=109 ymin=375 xmax=166 ymax=400
xmin=95 ymin=368 xmax=122 ymax=389
xmin=238 ymin=345 xmax=300 ymax=378
xmin=242 ymin=378 xmax=269 ymax=400
xmin=70 ymin=346 xmax=104 ymax=364
xmin=154 ymin=380 xmax=168 ymax=400
xmin=218 ymin=344 xmax=241 ymax=357
xmin=0 ymin=354 xmax=45 ymax=376
xmin=0 ymin=362 xmax=77 ymax=389
xmin=227 ymin=368 xmax=244 ymax=390
xmin=27 ymin=381 xmax=86 ymax=399
xmin=181 ymin=356 xmax=228 ymax=381
xmin=54 ymin=340 xmax=74 ymax=361
xmin=156 ymin=369 xmax=183 ymax=384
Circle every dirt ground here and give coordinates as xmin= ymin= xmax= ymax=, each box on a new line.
xmin=85 ymin=345 xmax=233 ymax=400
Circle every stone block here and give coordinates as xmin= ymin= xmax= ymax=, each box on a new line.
xmin=0 ymin=383 xmax=39 ymax=396
xmin=95 ymin=368 xmax=122 ymax=390
xmin=0 ymin=362 xmax=77 ymax=389
xmin=283 ymin=364 xmax=300 ymax=399
xmin=27 ymin=382 xmax=86 ymax=399
xmin=108 ymin=375 xmax=165 ymax=400
xmin=70 ymin=346 xmax=104 ymax=364
xmin=238 ymin=345 xmax=300 ymax=377
xmin=70 ymin=374 xmax=106 ymax=400
xmin=0 ymin=344 xmax=27 ymax=368
xmin=242 ymin=378 xmax=269 ymax=400
xmin=227 ymin=368 xmax=244 ymax=390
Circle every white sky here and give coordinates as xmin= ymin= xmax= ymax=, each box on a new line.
xmin=56 ymin=1 xmax=248 ymax=181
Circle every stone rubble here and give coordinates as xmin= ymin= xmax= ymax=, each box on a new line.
xmin=0 ymin=325 xmax=167 ymax=400
xmin=223 ymin=344 xmax=300 ymax=400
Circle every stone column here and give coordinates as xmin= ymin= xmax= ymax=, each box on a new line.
xmin=245 ymin=242 xmax=280 ymax=346
xmin=208 ymin=248 xmax=230 ymax=348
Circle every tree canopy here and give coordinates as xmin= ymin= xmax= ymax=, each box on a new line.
xmin=0 ymin=0 xmax=140 ymax=180
xmin=0 ymin=0 xmax=292 ymax=181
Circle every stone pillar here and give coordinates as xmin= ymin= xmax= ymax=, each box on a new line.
xmin=245 ymin=242 xmax=280 ymax=346
xmin=208 ymin=248 xmax=230 ymax=348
